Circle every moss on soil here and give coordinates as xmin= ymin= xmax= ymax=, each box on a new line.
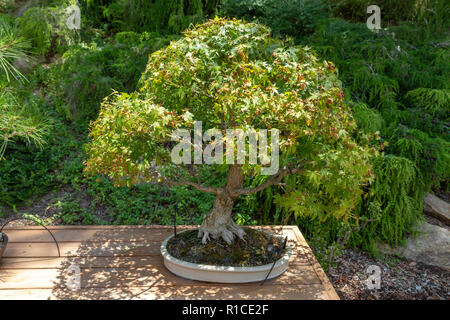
xmin=166 ymin=228 xmax=286 ymax=267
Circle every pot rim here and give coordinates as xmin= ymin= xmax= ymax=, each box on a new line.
xmin=160 ymin=227 xmax=291 ymax=272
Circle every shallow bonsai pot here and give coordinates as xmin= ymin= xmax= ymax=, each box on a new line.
xmin=160 ymin=228 xmax=291 ymax=283
xmin=0 ymin=233 xmax=8 ymax=259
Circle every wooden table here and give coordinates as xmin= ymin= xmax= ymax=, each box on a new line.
xmin=0 ymin=225 xmax=339 ymax=300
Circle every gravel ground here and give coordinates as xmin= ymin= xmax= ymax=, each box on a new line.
xmin=327 ymin=248 xmax=450 ymax=300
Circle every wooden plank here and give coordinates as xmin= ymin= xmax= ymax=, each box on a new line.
xmin=1 ymin=226 xmax=309 ymax=262
xmin=2 ymin=241 xmax=310 ymax=266
xmin=0 ymin=256 xmax=158 ymax=269
xmin=0 ymin=263 xmax=320 ymax=290
xmin=0 ymin=256 xmax=311 ymax=269
xmin=0 ymin=283 xmax=331 ymax=300
xmin=2 ymin=225 xmax=290 ymax=231
xmin=3 ymin=225 xmax=292 ymax=243
xmin=291 ymin=227 xmax=340 ymax=300
xmin=0 ymin=289 xmax=55 ymax=300
xmin=3 ymin=228 xmax=176 ymax=243
xmin=2 ymin=225 xmax=187 ymax=230
xmin=0 ymin=225 xmax=338 ymax=300
xmin=2 ymin=241 xmax=161 ymax=258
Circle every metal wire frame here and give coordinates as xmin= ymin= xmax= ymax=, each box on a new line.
xmin=261 ymin=236 xmax=288 ymax=285
xmin=0 ymin=217 xmax=61 ymax=257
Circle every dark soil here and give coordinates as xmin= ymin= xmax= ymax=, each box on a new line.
xmin=166 ymin=228 xmax=286 ymax=267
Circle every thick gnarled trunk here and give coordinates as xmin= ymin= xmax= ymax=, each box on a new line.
xmin=198 ymin=165 xmax=246 ymax=244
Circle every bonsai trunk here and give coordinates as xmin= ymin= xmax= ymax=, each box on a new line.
xmin=198 ymin=165 xmax=246 ymax=244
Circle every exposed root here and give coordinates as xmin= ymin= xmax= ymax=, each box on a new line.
xmin=198 ymin=220 xmax=246 ymax=245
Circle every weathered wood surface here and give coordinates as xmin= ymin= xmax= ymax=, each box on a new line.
xmin=0 ymin=225 xmax=339 ymax=300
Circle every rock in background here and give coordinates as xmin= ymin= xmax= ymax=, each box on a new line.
xmin=424 ymin=193 xmax=450 ymax=226
xmin=379 ymin=222 xmax=450 ymax=271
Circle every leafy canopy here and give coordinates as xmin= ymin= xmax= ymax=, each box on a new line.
xmin=85 ymin=18 xmax=376 ymax=220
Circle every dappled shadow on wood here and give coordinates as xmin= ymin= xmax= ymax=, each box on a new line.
xmin=27 ymin=228 xmax=328 ymax=299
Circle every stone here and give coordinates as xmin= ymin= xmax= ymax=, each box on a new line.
xmin=13 ymin=56 xmax=43 ymax=75
xmin=13 ymin=58 xmax=32 ymax=74
xmin=14 ymin=0 xmax=40 ymax=17
xmin=423 ymin=193 xmax=450 ymax=225
xmin=378 ymin=222 xmax=450 ymax=271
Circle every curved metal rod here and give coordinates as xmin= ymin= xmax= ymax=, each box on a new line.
xmin=261 ymin=236 xmax=287 ymax=285
xmin=0 ymin=217 xmax=61 ymax=257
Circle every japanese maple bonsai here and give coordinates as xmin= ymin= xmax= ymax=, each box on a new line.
xmin=84 ymin=18 xmax=375 ymax=247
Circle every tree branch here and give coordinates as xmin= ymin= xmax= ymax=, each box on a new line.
xmin=160 ymin=175 xmax=221 ymax=195
xmin=235 ymin=166 xmax=304 ymax=196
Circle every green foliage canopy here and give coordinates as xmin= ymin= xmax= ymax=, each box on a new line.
xmin=85 ymin=18 xmax=376 ymax=221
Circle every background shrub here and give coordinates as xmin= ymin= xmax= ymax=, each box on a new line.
xmin=221 ymin=0 xmax=329 ymax=39
xmin=1 ymin=1 xmax=448 ymax=266
xmin=0 ymin=84 xmax=52 ymax=159
xmin=40 ymin=32 xmax=179 ymax=121
xmin=330 ymin=0 xmax=450 ymax=31
xmin=351 ymin=155 xmax=425 ymax=251
xmin=16 ymin=4 xmax=80 ymax=57
xmin=0 ymin=18 xmax=32 ymax=82
xmin=80 ymin=0 xmax=220 ymax=33
xmin=0 ymin=0 xmax=14 ymax=13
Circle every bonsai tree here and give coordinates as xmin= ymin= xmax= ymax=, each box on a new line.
xmin=85 ymin=18 xmax=376 ymax=245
